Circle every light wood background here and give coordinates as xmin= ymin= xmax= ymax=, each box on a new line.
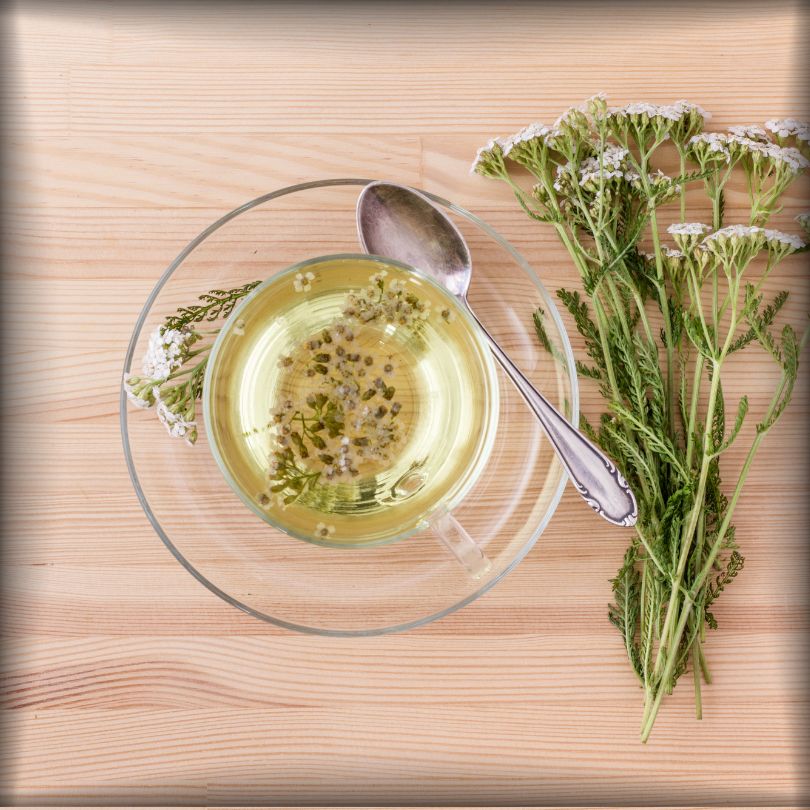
xmin=2 ymin=2 xmax=809 ymax=806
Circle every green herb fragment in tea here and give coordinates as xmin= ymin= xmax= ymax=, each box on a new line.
xmin=205 ymin=257 xmax=499 ymax=546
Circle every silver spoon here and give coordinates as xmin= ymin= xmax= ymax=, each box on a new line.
xmin=356 ymin=181 xmax=637 ymax=527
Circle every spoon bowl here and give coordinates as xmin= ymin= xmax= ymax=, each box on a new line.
xmin=357 ymin=182 xmax=473 ymax=298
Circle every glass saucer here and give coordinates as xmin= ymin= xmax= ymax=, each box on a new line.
xmin=121 ymin=179 xmax=578 ymax=636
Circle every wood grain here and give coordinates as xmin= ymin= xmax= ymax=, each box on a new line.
xmin=2 ymin=1 xmax=809 ymax=806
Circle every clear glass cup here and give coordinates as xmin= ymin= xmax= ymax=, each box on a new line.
xmin=204 ymin=253 xmax=502 ymax=577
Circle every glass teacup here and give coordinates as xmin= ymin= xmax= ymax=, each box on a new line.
xmin=204 ymin=254 xmax=499 ymax=576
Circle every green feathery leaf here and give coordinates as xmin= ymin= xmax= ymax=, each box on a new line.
xmin=164 ymin=280 xmax=262 ymax=330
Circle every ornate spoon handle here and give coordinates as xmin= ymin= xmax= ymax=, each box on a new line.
xmin=468 ymin=306 xmax=638 ymax=527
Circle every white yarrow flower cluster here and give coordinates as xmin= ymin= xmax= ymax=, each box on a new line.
xmin=765 ymin=118 xmax=810 ymax=143
xmin=728 ymin=124 xmax=769 ymax=141
xmin=123 ymin=376 xmax=153 ymax=409
xmin=578 ymin=145 xmax=630 ymax=186
xmin=699 ymin=225 xmax=768 ymax=263
xmin=700 ymin=224 xmax=804 ymax=260
xmin=667 ymin=222 xmax=712 ymax=252
xmin=688 ymin=132 xmax=733 ymax=162
xmin=730 ymin=136 xmax=810 ymax=172
xmin=155 ymin=390 xmax=197 ymax=445
xmin=554 ymin=106 xmax=585 ymax=128
xmin=613 ymin=101 xmax=680 ymax=122
xmin=124 ymin=323 xmax=204 ymax=442
xmin=667 ymin=222 xmax=712 ymax=237
xmin=703 ymin=224 xmax=764 ymax=242
xmin=760 ymin=143 xmax=809 ymax=172
xmin=552 ymin=161 xmax=573 ymax=193
xmin=470 ymin=137 xmax=509 ymax=175
xmin=671 ymin=99 xmax=711 ymax=121
xmin=762 ymin=228 xmax=805 ymax=251
xmin=142 ymin=325 xmax=196 ymax=380
xmin=583 ymin=92 xmax=608 ymax=109
xmin=605 ymin=100 xmax=708 ymax=135
xmin=501 ymin=122 xmax=554 ymax=157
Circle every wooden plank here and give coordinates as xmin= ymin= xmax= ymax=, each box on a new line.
xmin=2 ymin=706 xmax=806 ymax=806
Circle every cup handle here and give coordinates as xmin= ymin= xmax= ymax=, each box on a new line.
xmin=430 ymin=506 xmax=492 ymax=580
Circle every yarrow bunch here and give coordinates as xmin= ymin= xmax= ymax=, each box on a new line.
xmin=124 ymin=281 xmax=261 ymax=444
xmin=474 ymin=96 xmax=809 ymax=741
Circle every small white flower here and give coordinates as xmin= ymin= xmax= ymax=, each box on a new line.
xmin=796 ymin=212 xmax=810 ymax=232
xmin=293 ymin=271 xmax=315 ymax=293
xmin=315 ymin=522 xmax=336 ymax=539
xmin=232 ymin=318 xmax=246 ymax=336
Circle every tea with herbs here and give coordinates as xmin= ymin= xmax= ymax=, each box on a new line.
xmin=204 ymin=257 xmax=499 ymax=546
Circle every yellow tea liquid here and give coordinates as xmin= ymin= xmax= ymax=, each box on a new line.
xmin=205 ymin=256 xmax=499 ymax=545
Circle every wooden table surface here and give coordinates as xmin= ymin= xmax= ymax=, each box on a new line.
xmin=2 ymin=2 xmax=809 ymax=807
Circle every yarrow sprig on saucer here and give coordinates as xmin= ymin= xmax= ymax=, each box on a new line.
xmin=124 ymin=281 xmax=261 ymax=444
xmin=473 ymin=95 xmax=809 ymax=741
